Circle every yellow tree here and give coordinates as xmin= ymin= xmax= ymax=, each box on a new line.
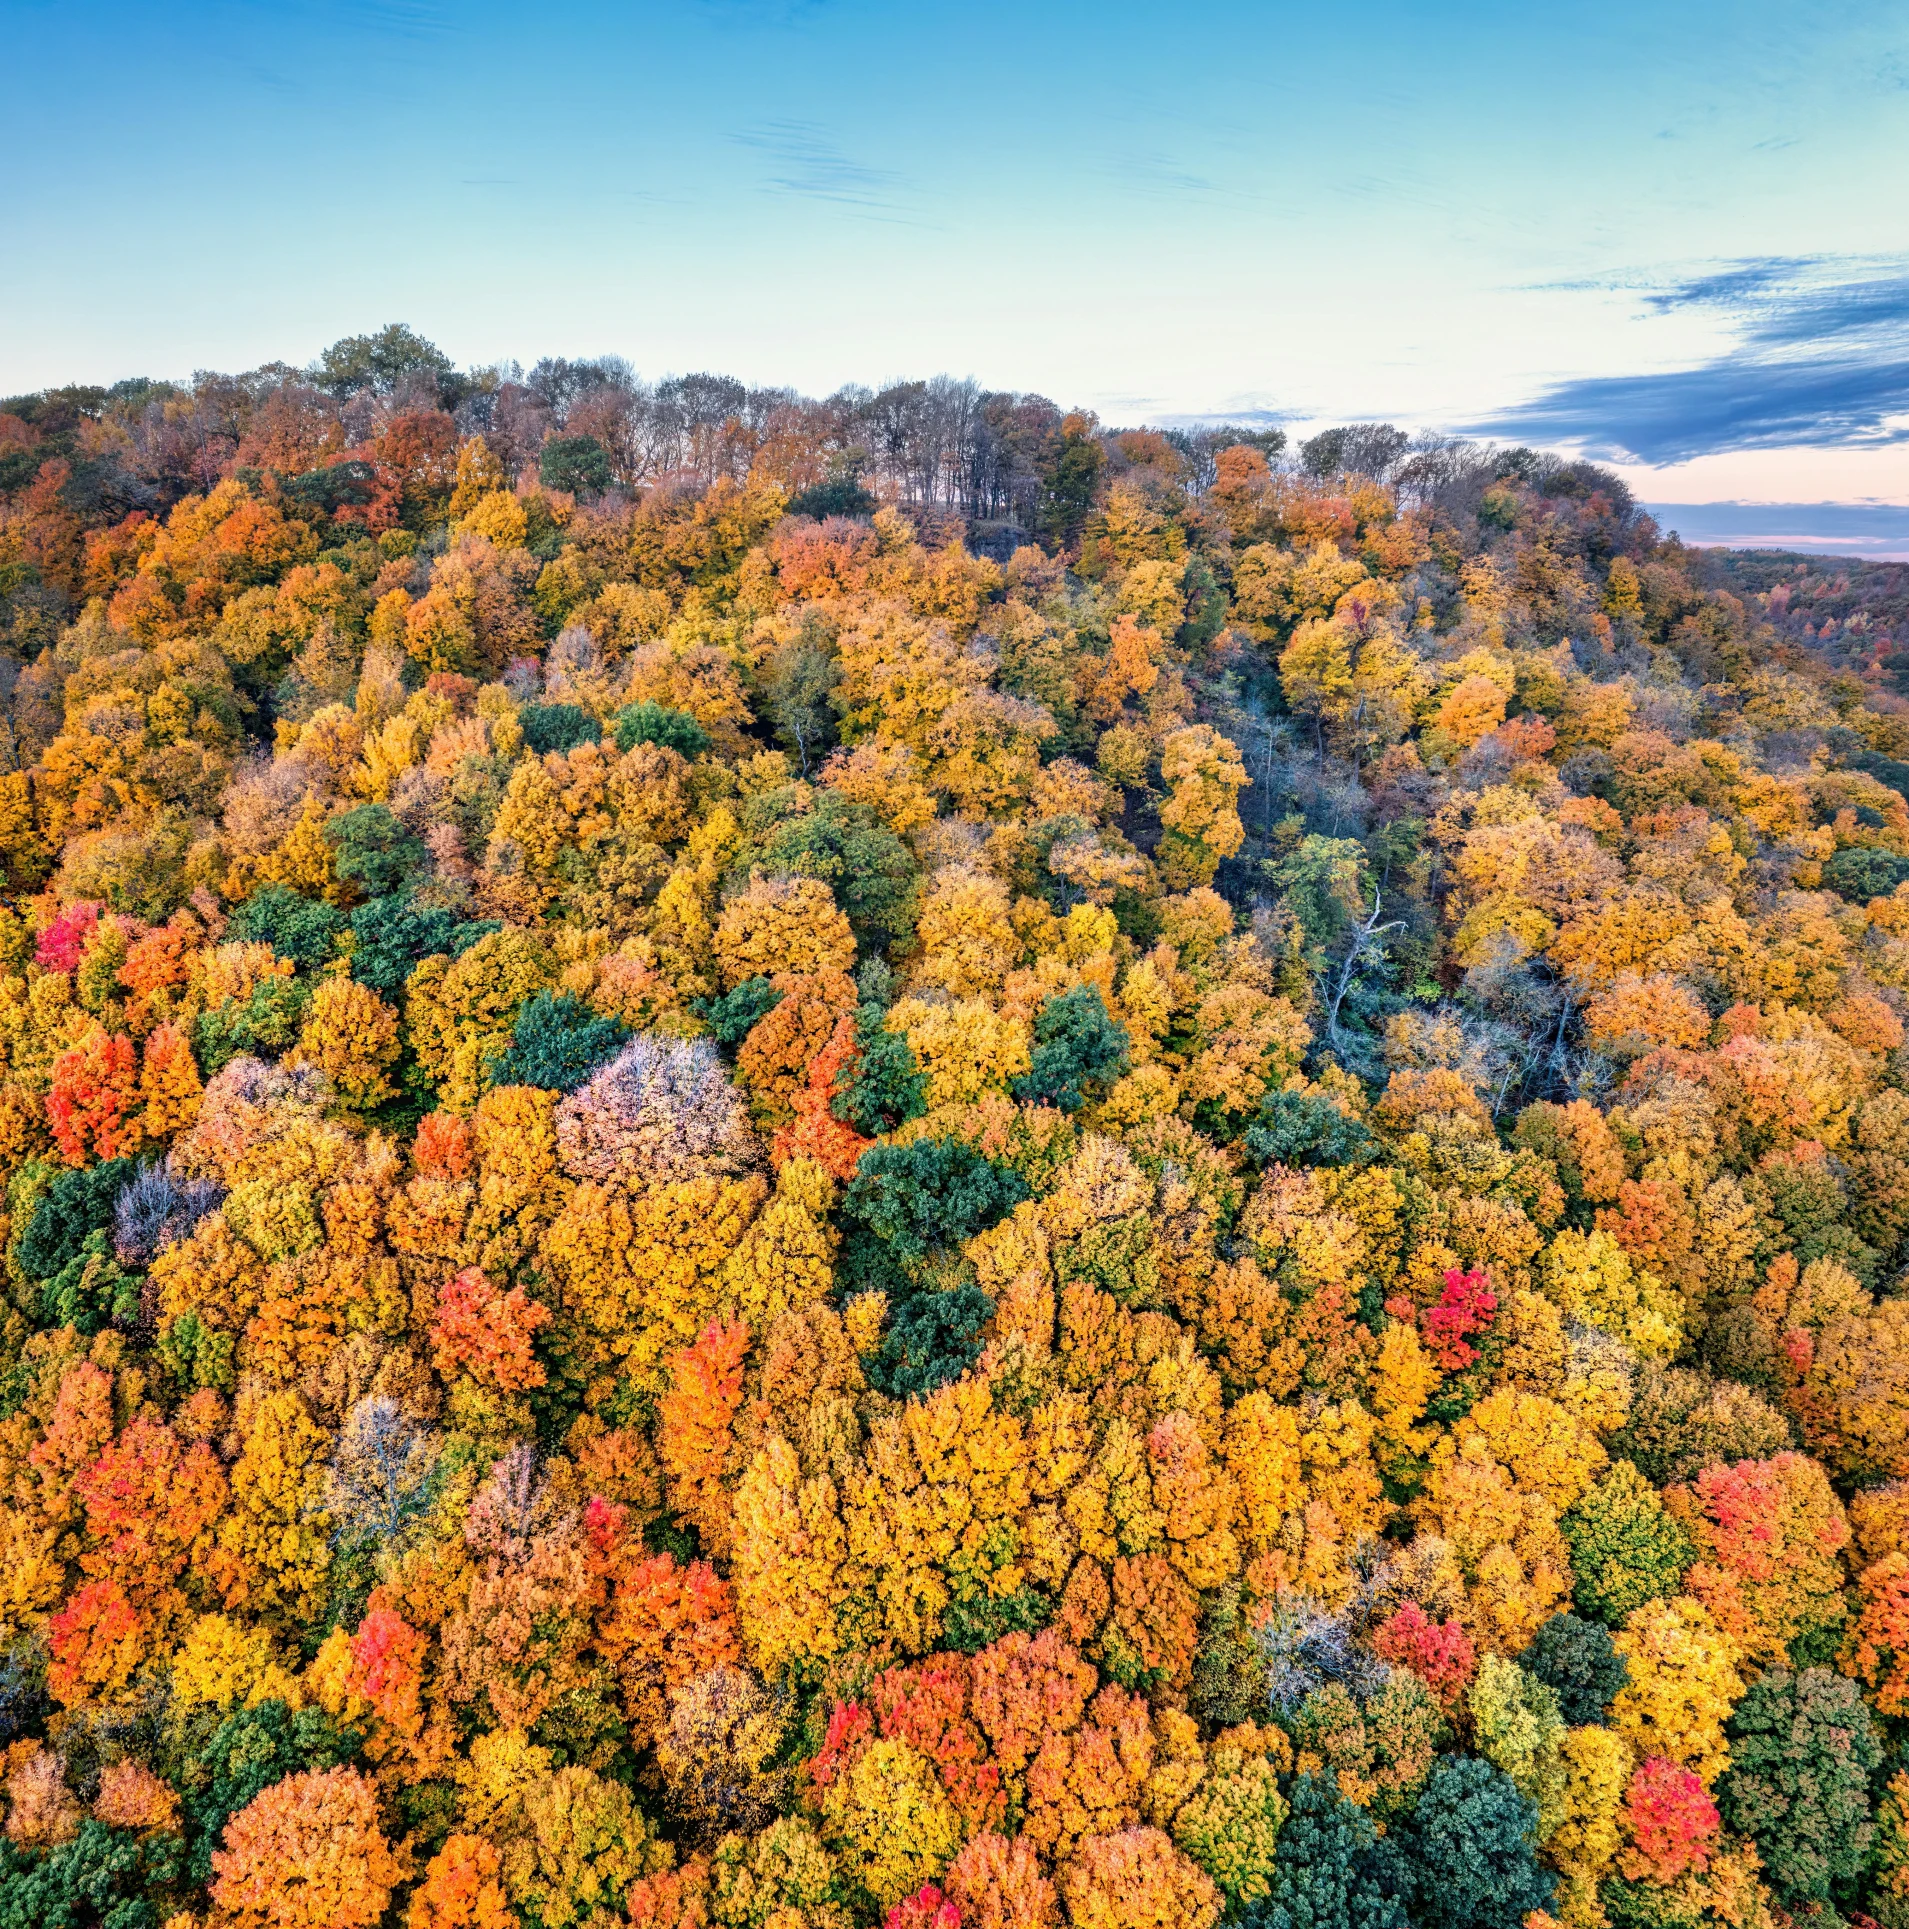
xmin=1610 ymin=1596 xmax=1745 ymax=1785
xmin=407 ymin=928 xmax=555 ymax=1112
xmin=140 ymin=1019 xmax=203 ymax=1137
xmin=846 ymin=1375 xmax=1031 ymax=1656
xmin=1156 ymin=725 xmax=1248 ymax=891
xmin=731 ymin=1433 xmax=858 ymax=1676
xmin=298 ymin=974 xmax=400 ymax=1111
xmin=715 ymin=874 xmax=855 ymax=989
xmin=914 ymin=864 xmax=1021 ymax=1001
xmin=219 ymin=1389 xmax=332 ymax=1624
xmin=721 ymin=1154 xmax=838 ymax=1325
xmin=543 ymin=1173 xmax=765 ymax=1392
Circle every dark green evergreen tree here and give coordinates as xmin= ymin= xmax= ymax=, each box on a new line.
xmin=1012 ymin=984 xmax=1129 ymax=1113
xmin=225 ymin=885 xmax=343 ymax=968
xmin=346 ymin=898 xmax=498 ymax=999
xmin=1237 ymin=1771 xmax=1412 ymax=1929
xmin=20 ymin=1158 xmax=139 ymax=1280
xmin=486 ymin=991 xmax=630 ymax=1093
xmin=1522 ymin=1613 xmax=1630 ymax=1726
xmin=538 ymin=435 xmax=612 ymax=496
xmin=0 ymin=1819 xmax=182 ymax=1929
xmin=694 ymin=976 xmax=782 ymax=1048
xmin=1244 ymin=1088 xmax=1378 ymax=1169
xmin=1398 ymin=1755 xmax=1553 ymax=1929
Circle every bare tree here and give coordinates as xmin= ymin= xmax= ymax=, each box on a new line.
xmin=328 ymin=1395 xmax=438 ymax=1546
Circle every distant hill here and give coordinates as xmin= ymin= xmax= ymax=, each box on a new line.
xmin=1694 ymin=546 xmax=1909 ymax=697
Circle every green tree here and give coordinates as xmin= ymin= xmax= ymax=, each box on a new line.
xmin=787 ymin=475 xmax=875 ymax=519
xmin=227 ymin=885 xmax=344 ymax=968
xmin=1399 ymin=1755 xmax=1554 ymax=1929
xmin=0 ymin=1819 xmax=182 ymax=1929
xmin=518 ymin=702 xmax=601 ymax=755
xmin=613 ymin=700 xmax=710 ymax=758
xmin=1522 ymin=1613 xmax=1629 ymax=1726
xmin=347 ymin=897 xmax=498 ymax=999
xmin=866 ymin=1283 xmax=995 ymax=1401
xmin=1717 ymin=1667 xmax=1882 ymax=1909
xmin=313 ymin=322 xmax=452 ymax=398
xmin=1038 ymin=412 xmax=1105 ymax=550
xmin=1244 ymin=1089 xmax=1378 ymax=1170
xmin=19 ymin=1158 xmax=139 ymax=1280
xmin=694 ymin=975 xmax=783 ymax=1048
xmin=195 ymin=977 xmax=310 ymax=1074
xmin=1012 ymin=984 xmax=1130 ymax=1112
xmin=1823 ymin=846 xmax=1909 ymax=902
xmin=842 ymin=1137 xmax=1030 ymax=1291
xmin=41 ymin=1228 xmax=141 ymax=1335
xmin=758 ymin=793 xmax=918 ymax=948
xmin=1235 ymin=1771 xmax=1411 ymax=1929
xmin=832 ymin=999 xmax=927 ymax=1138
xmin=1562 ymin=1461 xmax=1695 ymax=1627
xmin=539 ymin=435 xmax=613 ymax=497
xmin=486 ymin=991 xmax=630 ymax=1094
xmin=325 ymin=805 xmax=426 ymax=901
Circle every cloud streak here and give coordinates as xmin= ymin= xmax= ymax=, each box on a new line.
xmin=730 ymin=120 xmax=921 ymax=221
xmin=1643 ymin=498 xmax=1909 ymax=558
xmin=1477 ymin=257 xmax=1909 ymax=463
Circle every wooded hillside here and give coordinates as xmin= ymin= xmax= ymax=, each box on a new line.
xmin=0 ymin=328 xmax=1903 ymax=1929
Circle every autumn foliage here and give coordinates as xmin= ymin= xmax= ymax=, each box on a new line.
xmin=0 ymin=330 xmax=1901 ymax=1928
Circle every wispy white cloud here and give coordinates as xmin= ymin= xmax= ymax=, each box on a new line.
xmin=730 ymin=120 xmax=924 ymax=223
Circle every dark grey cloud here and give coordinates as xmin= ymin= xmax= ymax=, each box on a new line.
xmin=1477 ymin=257 xmax=1909 ymax=463
xmin=1644 ymin=499 xmax=1909 ymax=558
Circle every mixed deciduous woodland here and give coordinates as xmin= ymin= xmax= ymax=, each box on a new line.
xmin=0 ymin=325 xmax=1905 ymax=1929
xmin=1695 ymin=552 xmax=1909 ymax=701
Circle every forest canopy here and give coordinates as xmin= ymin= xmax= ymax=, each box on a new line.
xmin=0 ymin=327 xmax=1906 ymax=1929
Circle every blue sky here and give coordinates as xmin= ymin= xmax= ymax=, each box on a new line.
xmin=4 ymin=0 xmax=1906 ymax=545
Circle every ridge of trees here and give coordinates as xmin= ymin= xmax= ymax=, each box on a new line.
xmin=0 ymin=325 xmax=1900 ymax=1929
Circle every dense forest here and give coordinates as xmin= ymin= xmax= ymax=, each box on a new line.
xmin=0 ymin=322 xmax=1905 ymax=1929
xmin=1693 ymin=552 xmax=1909 ymax=698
